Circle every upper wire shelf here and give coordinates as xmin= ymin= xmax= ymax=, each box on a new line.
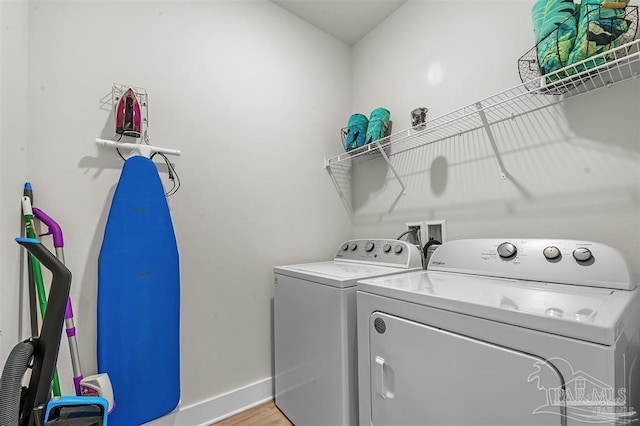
xmin=324 ymin=38 xmax=640 ymax=169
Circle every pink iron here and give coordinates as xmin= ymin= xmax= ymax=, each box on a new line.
xmin=114 ymin=88 xmax=142 ymax=137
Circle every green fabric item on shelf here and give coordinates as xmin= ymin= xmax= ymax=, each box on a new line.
xmin=567 ymin=0 xmax=630 ymax=74
xmin=532 ymin=0 xmax=578 ymax=76
xmin=345 ymin=113 xmax=369 ymax=151
xmin=365 ymin=107 xmax=391 ymax=145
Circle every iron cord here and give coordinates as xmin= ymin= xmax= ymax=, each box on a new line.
xmin=151 ymin=151 xmax=181 ymax=197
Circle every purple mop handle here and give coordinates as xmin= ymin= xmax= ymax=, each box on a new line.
xmin=33 ymin=207 xmax=64 ymax=248
xmin=33 ymin=207 xmax=69 ymax=317
xmin=65 ymin=298 xmax=75 ymax=325
xmin=33 ymin=206 xmax=84 ymax=395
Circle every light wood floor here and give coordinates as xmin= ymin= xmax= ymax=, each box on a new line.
xmin=213 ymin=400 xmax=292 ymax=426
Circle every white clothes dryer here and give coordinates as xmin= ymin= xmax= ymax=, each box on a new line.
xmin=274 ymin=239 xmax=422 ymax=426
xmin=357 ymin=239 xmax=640 ymax=426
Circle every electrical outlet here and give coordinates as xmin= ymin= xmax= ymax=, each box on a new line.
xmin=405 ymin=220 xmax=447 ymax=248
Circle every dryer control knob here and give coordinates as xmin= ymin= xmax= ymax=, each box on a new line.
xmin=383 ymin=244 xmax=392 ymax=253
xmin=394 ymin=245 xmax=403 ymax=254
xmin=497 ymin=242 xmax=517 ymax=259
xmin=365 ymin=242 xmax=375 ymax=252
xmin=350 ymin=243 xmax=358 ymax=251
xmin=543 ymin=246 xmax=561 ymax=260
xmin=573 ymin=247 xmax=592 ymax=262
xmin=342 ymin=244 xmax=349 ymax=251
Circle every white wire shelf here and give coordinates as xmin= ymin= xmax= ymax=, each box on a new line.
xmin=325 ymin=39 xmax=640 ymax=170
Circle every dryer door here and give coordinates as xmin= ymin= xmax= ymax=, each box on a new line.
xmin=369 ymin=312 xmax=565 ymax=425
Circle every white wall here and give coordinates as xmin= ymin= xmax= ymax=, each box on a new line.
xmin=19 ymin=0 xmax=351 ymax=407
xmin=350 ymin=0 xmax=640 ymax=273
xmin=5 ymin=0 xmax=639 ymax=421
xmin=0 ymin=0 xmax=30 ymax=364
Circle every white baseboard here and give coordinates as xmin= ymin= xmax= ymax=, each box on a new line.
xmin=145 ymin=376 xmax=274 ymax=426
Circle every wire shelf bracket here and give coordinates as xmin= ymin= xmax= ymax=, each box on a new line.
xmin=475 ymin=101 xmax=508 ymax=180
xmin=375 ymin=141 xmax=407 ymax=195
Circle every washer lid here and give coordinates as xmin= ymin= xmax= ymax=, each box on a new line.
xmin=357 ymin=270 xmax=639 ymax=345
xmin=275 ymin=261 xmax=417 ymax=288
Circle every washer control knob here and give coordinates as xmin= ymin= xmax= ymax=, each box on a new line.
xmin=350 ymin=243 xmax=358 ymax=251
xmin=342 ymin=244 xmax=350 ymax=251
xmin=573 ymin=247 xmax=592 ymax=262
xmin=365 ymin=241 xmax=375 ymax=252
xmin=497 ymin=242 xmax=517 ymax=259
xmin=545 ymin=307 xmax=564 ymax=318
xmin=543 ymin=246 xmax=561 ymax=260
xmin=394 ymin=245 xmax=403 ymax=254
xmin=383 ymin=244 xmax=392 ymax=253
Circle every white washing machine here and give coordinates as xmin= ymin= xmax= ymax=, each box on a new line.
xmin=357 ymin=238 xmax=640 ymax=425
xmin=274 ymin=239 xmax=423 ymax=426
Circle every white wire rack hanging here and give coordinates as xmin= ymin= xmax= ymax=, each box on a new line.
xmin=95 ymin=83 xmax=181 ymax=158
xmin=325 ymin=38 xmax=640 ymax=186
